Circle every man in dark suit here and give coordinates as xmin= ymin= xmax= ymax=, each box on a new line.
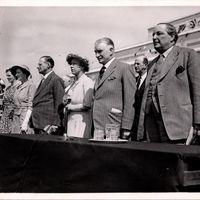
xmin=137 ymin=23 xmax=200 ymax=144
xmin=93 ymin=37 xmax=136 ymax=139
xmin=131 ymin=56 xmax=148 ymax=140
xmin=31 ymin=56 xmax=65 ymax=134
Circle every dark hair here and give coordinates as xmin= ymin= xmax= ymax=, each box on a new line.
xmin=143 ymin=57 xmax=149 ymax=66
xmin=19 ymin=68 xmax=29 ymax=78
xmin=95 ymin=37 xmax=115 ymax=47
xmin=5 ymin=68 xmax=17 ymax=80
xmin=41 ymin=56 xmax=54 ymax=68
xmin=5 ymin=68 xmax=11 ymax=73
xmin=157 ymin=23 xmax=179 ymax=44
xmin=66 ymin=54 xmax=89 ymax=72
xmin=10 ymin=65 xmax=31 ymax=79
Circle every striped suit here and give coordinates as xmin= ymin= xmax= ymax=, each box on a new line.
xmin=93 ymin=58 xmax=136 ymax=131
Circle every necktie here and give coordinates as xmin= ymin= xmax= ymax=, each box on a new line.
xmin=38 ymin=78 xmax=45 ymax=88
xmin=153 ymin=54 xmax=164 ymax=74
xmin=136 ymin=76 xmax=141 ymax=89
xmin=157 ymin=54 xmax=164 ymax=65
xmin=99 ymin=66 xmax=106 ymax=80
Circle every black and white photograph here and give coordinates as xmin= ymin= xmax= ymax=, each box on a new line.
xmin=0 ymin=0 xmax=200 ymax=199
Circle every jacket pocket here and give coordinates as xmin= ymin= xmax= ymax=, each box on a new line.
xmin=176 ymin=65 xmax=185 ymax=75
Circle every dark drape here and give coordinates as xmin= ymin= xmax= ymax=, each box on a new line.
xmin=0 ymin=134 xmax=200 ymax=192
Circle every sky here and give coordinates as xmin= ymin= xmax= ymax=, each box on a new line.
xmin=0 ymin=2 xmax=200 ymax=85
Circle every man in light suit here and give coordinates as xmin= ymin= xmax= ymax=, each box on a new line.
xmin=131 ymin=56 xmax=148 ymax=141
xmin=30 ymin=56 xmax=65 ymax=134
xmin=137 ymin=23 xmax=200 ymax=144
xmin=93 ymin=37 xmax=136 ymax=139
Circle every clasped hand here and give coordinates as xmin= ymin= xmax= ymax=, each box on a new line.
xmin=44 ymin=125 xmax=58 ymax=134
xmin=121 ymin=129 xmax=131 ymax=140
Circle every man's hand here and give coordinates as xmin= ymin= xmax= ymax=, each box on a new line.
xmin=194 ymin=124 xmax=200 ymax=132
xmin=21 ymin=122 xmax=28 ymax=134
xmin=44 ymin=125 xmax=58 ymax=134
xmin=121 ymin=129 xmax=131 ymax=140
xmin=186 ymin=125 xmax=200 ymax=145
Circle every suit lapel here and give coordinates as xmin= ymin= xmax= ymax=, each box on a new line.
xmin=145 ymin=57 xmax=158 ymax=88
xmin=159 ymin=46 xmax=179 ymax=81
xmin=138 ymin=79 xmax=145 ymax=92
xmin=34 ymin=71 xmax=54 ymax=98
xmin=94 ymin=78 xmax=99 ymax=91
xmin=94 ymin=59 xmax=117 ymax=91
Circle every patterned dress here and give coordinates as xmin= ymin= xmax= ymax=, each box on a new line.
xmin=0 ymin=81 xmax=20 ymax=133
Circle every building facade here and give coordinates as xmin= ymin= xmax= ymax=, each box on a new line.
xmin=87 ymin=12 xmax=200 ymax=80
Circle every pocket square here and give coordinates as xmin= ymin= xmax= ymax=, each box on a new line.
xmin=111 ymin=108 xmax=122 ymax=114
xmin=108 ymin=76 xmax=116 ymax=81
xmin=176 ymin=65 xmax=185 ymax=75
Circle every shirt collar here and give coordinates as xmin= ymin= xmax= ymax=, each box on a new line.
xmin=43 ymin=70 xmax=53 ymax=80
xmin=104 ymin=57 xmax=115 ymax=69
xmin=162 ymin=46 xmax=174 ymax=59
xmin=141 ymin=71 xmax=147 ymax=80
xmin=138 ymin=72 xmax=147 ymax=89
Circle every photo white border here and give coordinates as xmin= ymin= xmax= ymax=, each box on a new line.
xmin=0 ymin=0 xmax=200 ymax=199
xmin=0 ymin=0 xmax=200 ymax=6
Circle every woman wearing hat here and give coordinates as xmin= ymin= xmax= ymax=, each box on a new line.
xmin=0 ymin=68 xmax=20 ymax=133
xmin=0 ymin=79 xmax=6 ymax=120
xmin=63 ymin=54 xmax=94 ymax=138
xmin=10 ymin=65 xmax=36 ymax=134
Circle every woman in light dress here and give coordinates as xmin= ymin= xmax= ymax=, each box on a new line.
xmin=10 ymin=65 xmax=36 ymax=134
xmin=63 ymin=54 xmax=94 ymax=138
xmin=0 ymin=68 xmax=20 ymax=133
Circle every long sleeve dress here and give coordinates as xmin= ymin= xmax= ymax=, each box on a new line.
xmin=12 ymin=80 xmax=36 ymax=134
xmin=66 ymin=74 xmax=94 ymax=138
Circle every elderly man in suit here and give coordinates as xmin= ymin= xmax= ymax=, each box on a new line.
xmin=93 ymin=37 xmax=136 ymax=139
xmin=131 ymin=55 xmax=148 ymax=140
xmin=137 ymin=23 xmax=200 ymax=144
xmin=30 ymin=56 xmax=65 ymax=135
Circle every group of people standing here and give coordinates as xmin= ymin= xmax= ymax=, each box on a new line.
xmin=0 ymin=22 xmax=200 ymax=145
xmin=0 ymin=65 xmax=36 ymax=134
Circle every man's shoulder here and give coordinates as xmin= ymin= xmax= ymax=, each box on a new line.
xmin=113 ymin=59 xmax=132 ymax=73
xmin=48 ymin=72 xmax=64 ymax=87
xmin=114 ymin=59 xmax=136 ymax=78
xmin=174 ymin=45 xmax=196 ymax=54
xmin=114 ymin=58 xmax=129 ymax=67
xmin=172 ymin=46 xmax=200 ymax=61
xmin=50 ymin=71 xmax=62 ymax=80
